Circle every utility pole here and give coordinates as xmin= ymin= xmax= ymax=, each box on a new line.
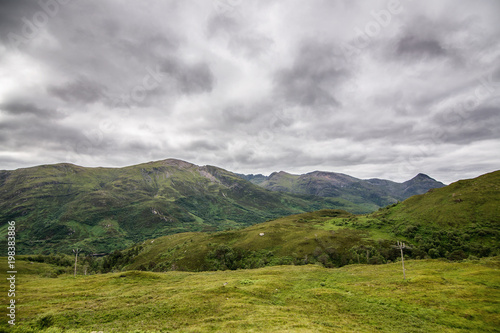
xmin=396 ymin=241 xmax=406 ymax=280
xmin=73 ymin=248 xmax=81 ymax=277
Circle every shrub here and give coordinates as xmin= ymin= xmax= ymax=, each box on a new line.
xmin=428 ymin=248 xmax=440 ymax=259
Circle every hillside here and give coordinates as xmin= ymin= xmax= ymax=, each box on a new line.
xmin=94 ymin=171 xmax=499 ymax=273
xmin=0 ymin=159 xmax=367 ymax=255
xmin=1 ymin=258 xmax=499 ymax=332
xmin=369 ymin=170 xmax=500 ymax=259
xmin=240 ymin=171 xmax=445 ymax=207
xmin=100 ymin=209 xmax=395 ymax=272
xmin=377 ymin=170 xmax=500 ymax=228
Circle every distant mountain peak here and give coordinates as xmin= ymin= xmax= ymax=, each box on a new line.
xmin=269 ymin=171 xmax=293 ymax=178
xmin=407 ymin=173 xmax=442 ymax=184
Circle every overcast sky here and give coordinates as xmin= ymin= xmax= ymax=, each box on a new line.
xmin=0 ymin=0 xmax=499 ymax=184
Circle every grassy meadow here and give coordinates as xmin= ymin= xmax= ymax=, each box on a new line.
xmin=1 ymin=257 xmax=499 ymax=332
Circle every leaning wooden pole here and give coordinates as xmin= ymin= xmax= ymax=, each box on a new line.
xmin=398 ymin=241 xmax=406 ymax=280
xmin=73 ymin=248 xmax=81 ymax=277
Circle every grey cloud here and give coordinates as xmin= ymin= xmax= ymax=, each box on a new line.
xmin=184 ymin=140 xmax=225 ymax=152
xmin=157 ymin=58 xmax=215 ymax=95
xmin=13 ymin=2 xmax=185 ymax=105
xmin=274 ymin=40 xmax=349 ymax=108
xmin=123 ymin=140 xmax=164 ymax=153
xmin=0 ymin=0 xmax=498 ymax=184
xmin=396 ymin=35 xmax=447 ymax=59
xmin=49 ymin=77 xmax=107 ymax=104
xmin=431 ymin=106 xmax=500 ymax=144
xmin=213 ymin=102 xmax=297 ymax=137
xmin=0 ymin=117 xmax=87 ymax=151
xmin=206 ymin=11 xmax=275 ymax=58
xmin=352 ymin=122 xmax=416 ymax=143
xmin=176 ymin=62 xmax=215 ymax=95
xmin=0 ymin=156 xmax=26 ymax=170
xmin=228 ymin=31 xmax=274 ymax=58
xmin=0 ymin=102 xmax=65 ymax=119
xmin=206 ymin=15 xmax=239 ymax=38
xmin=0 ymin=0 xmax=40 ymax=43
xmin=388 ymin=13 xmax=482 ymax=64
xmin=221 ymin=104 xmax=257 ymax=125
xmin=228 ymin=146 xmax=368 ymax=171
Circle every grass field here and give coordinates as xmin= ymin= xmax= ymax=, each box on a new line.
xmin=1 ymin=257 xmax=499 ymax=332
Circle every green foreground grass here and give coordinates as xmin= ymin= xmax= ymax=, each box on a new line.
xmin=1 ymin=258 xmax=499 ymax=332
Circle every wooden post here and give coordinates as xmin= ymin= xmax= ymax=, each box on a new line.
xmin=397 ymin=241 xmax=406 ymax=280
xmin=73 ymin=248 xmax=81 ymax=277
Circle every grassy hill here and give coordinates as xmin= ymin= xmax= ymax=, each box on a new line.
xmin=1 ymin=257 xmax=498 ymax=332
xmin=376 ymin=170 xmax=500 ymax=228
xmin=100 ymin=210 xmax=395 ymax=273
xmin=369 ymin=170 xmax=500 ymax=259
xmin=0 ymin=159 xmax=369 ymax=255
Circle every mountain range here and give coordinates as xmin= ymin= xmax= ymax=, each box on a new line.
xmin=238 ymin=170 xmax=445 ymax=207
xmin=0 ymin=159 xmax=445 ymax=254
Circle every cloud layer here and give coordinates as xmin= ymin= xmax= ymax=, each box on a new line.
xmin=1 ymin=0 xmax=499 ymax=183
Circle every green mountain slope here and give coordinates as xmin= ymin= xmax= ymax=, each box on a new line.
xmin=0 ymin=159 xmax=367 ymax=254
xmin=377 ymin=170 xmax=500 ymax=227
xmin=240 ymin=170 xmax=445 ymax=208
xmin=368 ymin=170 xmax=500 ymax=259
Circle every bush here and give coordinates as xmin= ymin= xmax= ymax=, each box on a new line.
xmin=428 ymin=248 xmax=440 ymax=259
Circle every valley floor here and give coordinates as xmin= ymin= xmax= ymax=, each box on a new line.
xmin=1 ymin=258 xmax=499 ymax=332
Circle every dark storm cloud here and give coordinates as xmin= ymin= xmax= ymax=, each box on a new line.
xmin=274 ymin=40 xmax=349 ymax=108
